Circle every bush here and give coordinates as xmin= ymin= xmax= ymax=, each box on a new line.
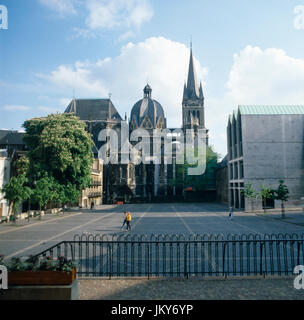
xmin=3 ymin=255 xmax=76 ymax=273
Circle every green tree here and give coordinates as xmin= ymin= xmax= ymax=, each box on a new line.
xmin=1 ymin=174 xmax=32 ymax=222
xmin=258 ymin=183 xmax=273 ymax=213
xmin=171 ymin=145 xmax=219 ymax=194
xmin=241 ymin=183 xmax=257 ymax=212
xmin=274 ymin=180 xmax=289 ymax=219
xmin=23 ymin=113 xmax=94 ymax=207
xmin=31 ymin=174 xmax=55 ymax=219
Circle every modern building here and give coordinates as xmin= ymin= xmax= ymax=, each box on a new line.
xmin=227 ymin=105 xmax=304 ymax=211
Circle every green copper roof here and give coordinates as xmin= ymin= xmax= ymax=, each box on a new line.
xmin=239 ymin=105 xmax=304 ymax=115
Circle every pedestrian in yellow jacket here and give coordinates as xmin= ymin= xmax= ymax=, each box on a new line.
xmin=126 ymin=212 xmax=132 ymax=231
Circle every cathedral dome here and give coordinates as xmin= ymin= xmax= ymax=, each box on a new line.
xmin=130 ymin=85 xmax=166 ymax=130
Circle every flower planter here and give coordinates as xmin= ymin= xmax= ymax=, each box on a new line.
xmin=8 ymin=267 xmax=76 ymax=286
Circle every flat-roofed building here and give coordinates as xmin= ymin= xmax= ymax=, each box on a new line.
xmin=227 ymin=105 xmax=304 ymax=211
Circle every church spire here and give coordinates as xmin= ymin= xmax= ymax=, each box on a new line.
xmin=186 ymin=46 xmax=199 ymax=100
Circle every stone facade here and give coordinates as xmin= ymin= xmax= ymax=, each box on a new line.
xmin=0 ymin=150 xmax=11 ymax=218
xmin=79 ymin=159 xmax=103 ymax=208
xmin=227 ymin=105 xmax=304 ymax=211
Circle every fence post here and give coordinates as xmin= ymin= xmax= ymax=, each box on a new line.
xmin=184 ymin=242 xmax=188 ymax=279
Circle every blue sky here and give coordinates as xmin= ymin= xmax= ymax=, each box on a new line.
xmin=1 ymin=0 xmax=304 ymax=157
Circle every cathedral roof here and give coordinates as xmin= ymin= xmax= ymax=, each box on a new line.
xmin=64 ymin=99 xmax=122 ymax=121
xmin=0 ymin=130 xmax=25 ymax=146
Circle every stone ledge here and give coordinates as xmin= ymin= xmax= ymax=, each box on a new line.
xmin=0 ymin=279 xmax=78 ymax=300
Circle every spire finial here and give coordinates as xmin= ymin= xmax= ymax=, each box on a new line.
xmin=190 ymin=35 xmax=192 ymax=51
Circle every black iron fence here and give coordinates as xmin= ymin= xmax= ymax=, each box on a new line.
xmin=34 ymin=233 xmax=304 ymax=278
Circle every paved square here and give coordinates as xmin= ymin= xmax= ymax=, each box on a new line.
xmin=0 ymin=202 xmax=303 ymax=260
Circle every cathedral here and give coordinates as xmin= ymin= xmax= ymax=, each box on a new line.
xmin=65 ymin=46 xmax=214 ymax=204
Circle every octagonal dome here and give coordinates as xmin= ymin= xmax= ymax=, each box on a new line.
xmin=130 ymin=85 xmax=166 ymax=130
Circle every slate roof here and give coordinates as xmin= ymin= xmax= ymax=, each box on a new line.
xmin=183 ymin=48 xmax=204 ymax=102
xmin=131 ymin=97 xmax=165 ymax=128
xmin=64 ymin=99 xmax=122 ymax=121
xmin=0 ymin=130 xmax=25 ymax=146
xmin=131 ymin=85 xmax=166 ymax=128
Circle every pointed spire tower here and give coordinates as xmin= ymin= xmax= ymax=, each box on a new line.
xmin=182 ymin=42 xmax=207 ymax=140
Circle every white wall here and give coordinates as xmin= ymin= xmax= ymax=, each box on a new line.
xmin=0 ymin=157 xmax=11 ymax=217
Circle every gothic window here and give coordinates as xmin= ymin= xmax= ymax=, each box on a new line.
xmin=131 ymin=117 xmax=138 ymax=131
xmin=141 ymin=116 xmax=153 ymax=129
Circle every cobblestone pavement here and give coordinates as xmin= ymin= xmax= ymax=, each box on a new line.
xmin=78 ymin=277 xmax=304 ymax=300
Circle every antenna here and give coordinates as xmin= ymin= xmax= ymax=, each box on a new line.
xmin=190 ymin=35 xmax=192 ymax=50
xmin=108 ymin=93 xmax=112 ymax=99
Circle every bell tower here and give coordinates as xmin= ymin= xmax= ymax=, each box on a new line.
xmin=182 ymin=44 xmax=208 ymax=143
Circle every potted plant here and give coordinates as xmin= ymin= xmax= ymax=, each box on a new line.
xmin=2 ymin=255 xmax=77 ymax=286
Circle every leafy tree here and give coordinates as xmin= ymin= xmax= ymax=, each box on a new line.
xmin=23 ymin=113 xmax=94 ymax=207
xmin=1 ymin=174 xmax=32 ymax=222
xmin=31 ymin=174 xmax=55 ymax=218
xmin=241 ymin=183 xmax=258 ymax=212
xmin=258 ymin=183 xmax=273 ymax=213
xmin=274 ymin=180 xmax=289 ymax=219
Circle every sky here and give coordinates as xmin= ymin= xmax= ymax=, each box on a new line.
xmin=1 ymin=0 xmax=304 ymax=158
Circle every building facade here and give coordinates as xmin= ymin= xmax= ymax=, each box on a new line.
xmin=0 ymin=150 xmax=11 ymax=218
xmin=79 ymin=158 xmax=103 ymax=208
xmin=65 ymin=46 xmax=215 ymax=203
xmin=227 ymin=105 xmax=304 ymax=211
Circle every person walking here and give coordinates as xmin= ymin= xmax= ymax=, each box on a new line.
xmin=126 ymin=212 xmax=132 ymax=231
xmin=91 ymin=201 xmax=94 ymax=210
xmin=121 ymin=212 xmax=127 ymax=230
xmin=229 ymin=206 xmax=234 ymax=220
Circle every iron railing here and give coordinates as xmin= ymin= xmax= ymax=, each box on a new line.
xmin=33 ymin=233 xmax=304 ymax=278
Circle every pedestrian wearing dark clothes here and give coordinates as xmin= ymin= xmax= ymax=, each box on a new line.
xmin=126 ymin=212 xmax=132 ymax=231
xmin=229 ymin=206 xmax=234 ymax=220
xmin=91 ymin=201 xmax=94 ymax=210
xmin=121 ymin=212 xmax=127 ymax=230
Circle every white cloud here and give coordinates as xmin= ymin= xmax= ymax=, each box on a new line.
xmin=37 ymin=37 xmax=207 ymax=127
xmin=3 ymin=105 xmax=31 ymax=111
xmin=206 ymin=45 xmax=304 ymax=158
xmin=117 ymin=31 xmax=136 ymax=43
xmin=85 ymin=0 xmax=153 ymax=30
xmin=226 ymin=45 xmax=304 ymax=105
xmin=38 ymin=0 xmax=77 ymax=16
